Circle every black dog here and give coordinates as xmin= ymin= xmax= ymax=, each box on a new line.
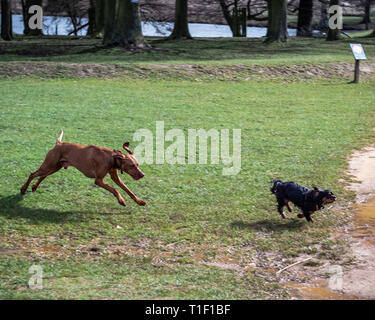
xmin=270 ymin=180 xmax=336 ymax=223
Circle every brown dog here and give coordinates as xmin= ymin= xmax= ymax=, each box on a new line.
xmin=20 ymin=130 xmax=146 ymax=207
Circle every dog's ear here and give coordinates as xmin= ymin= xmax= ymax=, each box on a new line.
xmin=113 ymin=150 xmax=124 ymax=159
xmin=312 ymin=187 xmax=320 ymax=199
xmin=123 ymin=142 xmax=134 ymax=155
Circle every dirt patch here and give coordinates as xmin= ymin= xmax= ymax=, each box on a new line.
xmin=347 ymin=146 xmax=375 ymax=203
xmin=0 ymin=62 xmax=130 ymax=78
xmin=338 ymin=150 xmax=375 ymax=299
xmin=285 ymin=144 xmax=375 ymax=300
xmin=0 ymin=61 xmax=374 ymax=80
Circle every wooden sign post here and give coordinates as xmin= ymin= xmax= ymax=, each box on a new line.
xmin=350 ymin=44 xmax=367 ymax=84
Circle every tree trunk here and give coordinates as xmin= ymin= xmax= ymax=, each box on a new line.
xmin=21 ymin=0 xmax=29 ymax=35
xmin=297 ymin=0 xmax=313 ymax=36
xmin=266 ymin=0 xmax=288 ymax=43
xmin=104 ymin=0 xmax=147 ymax=48
xmin=219 ymin=0 xmax=235 ymax=35
xmin=95 ymin=0 xmax=105 ymax=36
xmin=169 ymin=0 xmax=192 ymax=39
xmin=87 ymin=0 xmax=96 ymax=36
xmin=363 ymin=0 xmax=371 ymax=30
xmin=23 ymin=0 xmax=43 ymax=36
xmin=103 ymin=0 xmax=117 ymax=45
xmin=1 ymin=0 xmax=13 ymax=41
xmin=318 ymin=1 xmax=328 ymax=30
xmin=326 ymin=0 xmax=341 ymax=41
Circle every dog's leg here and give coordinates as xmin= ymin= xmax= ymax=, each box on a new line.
xmin=94 ymin=178 xmax=127 ymax=206
xmin=21 ymin=170 xmax=40 ymax=194
xmin=31 ymin=167 xmax=62 ymax=192
xmin=276 ymin=197 xmax=286 ymax=219
xmin=303 ymin=210 xmax=314 ymax=223
xmin=285 ymin=200 xmax=292 ymax=212
xmin=21 ymin=146 xmax=62 ymax=194
xmin=109 ymin=170 xmax=146 ymax=206
xmin=21 ymin=167 xmax=52 ymax=194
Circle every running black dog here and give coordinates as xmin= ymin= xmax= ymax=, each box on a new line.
xmin=270 ymin=180 xmax=336 ymax=223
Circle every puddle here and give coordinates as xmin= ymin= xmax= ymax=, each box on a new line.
xmin=285 ymin=195 xmax=375 ymax=300
xmin=285 ymin=280 xmax=358 ymax=300
xmin=355 ymin=198 xmax=375 ymax=224
xmin=351 ymin=198 xmax=375 ymax=245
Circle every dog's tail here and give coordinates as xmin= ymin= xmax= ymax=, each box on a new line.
xmin=270 ymin=179 xmax=282 ymax=194
xmin=56 ymin=129 xmax=64 ymax=144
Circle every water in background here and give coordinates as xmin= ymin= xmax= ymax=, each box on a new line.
xmin=143 ymin=21 xmax=297 ymax=38
xmin=3 ymin=14 xmax=297 ymax=38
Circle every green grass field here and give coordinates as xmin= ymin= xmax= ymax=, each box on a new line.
xmin=1 ymin=36 xmax=375 ymax=299
xmin=1 ymin=36 xmax=375 ymax=66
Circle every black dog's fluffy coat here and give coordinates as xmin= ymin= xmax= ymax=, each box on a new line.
xmin=270 ymin=180 xmax=336 ymax=222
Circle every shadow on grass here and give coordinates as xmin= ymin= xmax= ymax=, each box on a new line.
xmin=0 ymin=193 xmax=88 ymax=224
xmin=231 ymin=218 xmax=304 ymax=232
xmin=1 ymin=36 xmax=371 ymax=64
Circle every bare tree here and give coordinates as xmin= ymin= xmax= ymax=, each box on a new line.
xmin=45 ymin=0 xmax=90 ymax=36
xmin=103 ymin=0 xmax=148 ymax=48
xmin=246 ymin=0 xmax=268 ymax=22
xmin=266 ymin=0 xmax=288 ymax=42
xmin=103 ymin=0 xmax=116 ymax=44
xmin=95 ymin=0 xmax=105 ymax=36
xmin=362 ymin=0 xmax=373 ymax=30
xmin=1 ymin=0 xmax=13 ymax=41
xmin=297 ymin=0 xmax=313 ymax=36
xmin=87 ymin=0 xmax=96 ymax=36
xmin=215 ymin=0 xmax=267 ymax=36
xmin=169 ymin=0 xmax=192 ymax=39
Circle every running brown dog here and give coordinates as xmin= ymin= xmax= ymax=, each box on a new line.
xmin=20 ymin=130 xmax=146 ymax=207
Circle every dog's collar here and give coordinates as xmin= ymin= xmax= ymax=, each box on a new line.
xmin=112 ymin=150 xmax=123 ymax=174
xmin=303 ymin=192 xmax=324 ymax=209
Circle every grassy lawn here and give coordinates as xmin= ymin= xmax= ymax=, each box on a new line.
xmin=0 ymin=37 xmax=375 ymax=299
xmin=1 ymin=36 xmax=375 ymax=66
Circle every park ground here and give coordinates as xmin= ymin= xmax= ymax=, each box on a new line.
xmin=0 ymin=34 xmax=375 ymax=299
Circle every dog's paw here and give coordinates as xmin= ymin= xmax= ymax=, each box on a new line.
xmin=280 ymin=212 xmax=286 ymax=219
xmin=20 ymin=187 xmax=27 ymax=195
xmin=32 ymin=185 xmax=38 ymax=192
xmin=136 ymin=199 xmax=146 ymax=206
xmin=297 ymin=214 xmax=304 ymax=219
xmin=118 ymin=198 xmax=127 ymax=206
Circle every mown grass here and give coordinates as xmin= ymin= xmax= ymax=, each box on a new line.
xmin=0 ymin=36 xmax=375 ymax=66
xmin=1 ymin=70 xmax=375 ymax=298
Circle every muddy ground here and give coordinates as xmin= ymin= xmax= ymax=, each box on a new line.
xmin=0 ymin=61 xmax=374 ymax=81
xmin=285 ymin=145 xmax=375 ymax=299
